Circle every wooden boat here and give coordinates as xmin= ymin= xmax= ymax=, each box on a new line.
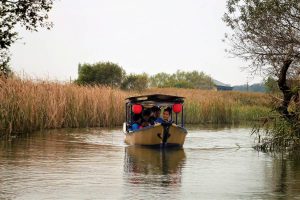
xmin=123 ymin=94 xmax=188 ymax=147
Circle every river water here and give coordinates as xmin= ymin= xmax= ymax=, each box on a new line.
xmin=1 ymin=125 xmax=300 ymax=199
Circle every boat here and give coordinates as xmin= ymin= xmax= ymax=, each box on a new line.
xmin=123 ymin=94 xmax=188 ymax=147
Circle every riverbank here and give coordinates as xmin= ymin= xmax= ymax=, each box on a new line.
xmin=0 ymin=78 xmax=271 ymax=137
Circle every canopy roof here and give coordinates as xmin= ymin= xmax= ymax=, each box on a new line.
xmin=126 ymin=94 xmax=184 ymax=104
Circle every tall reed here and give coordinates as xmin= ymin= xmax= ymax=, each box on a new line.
xmin=0 ymin=78 xmax=127 ymax=137
xmin=144 ymin=88 xmax=270 ymax=124
xmin=0 ymin=78 xmax=271 ymax=137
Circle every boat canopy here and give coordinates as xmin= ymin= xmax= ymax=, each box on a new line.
xmin=124 ymin=94 xmax=185 ymax=130
xmin=126 ymin=94 xmax=184 ymax=105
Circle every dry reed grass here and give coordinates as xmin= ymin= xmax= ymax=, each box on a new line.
xmin=0 ymin=78 xmax=271 ymax=137
xmin=144 ymin=88 xmax=270 ymax=124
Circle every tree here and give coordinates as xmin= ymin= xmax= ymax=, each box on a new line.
xmin=0 ymin=0 xmax=54 ymax=73
xmin=150 ymin=70 xmax=214 ymax=89
xmin=77 ymin=62 xmax=126 ymax=87
xmin=224 ymin=0 xmax=300 ymax=149
xmin=224 ymin=0 xmax=300 ymax=117
xmin=150 ymin=72 xmax=173 ymax=88
xmin=121 ymin=73 xmax=149 ymax=91
xmin=76 ymin=63 xmax=95 ymax=84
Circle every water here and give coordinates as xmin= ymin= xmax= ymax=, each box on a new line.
xmin=1 ymin=125 xmax=300 ymax=199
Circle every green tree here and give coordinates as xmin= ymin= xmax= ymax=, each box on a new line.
xmin=175 ymin=70 xmax=214 ymax=89
xmin=171 ymin=71 xmax=193 ymax=88
xmin=0 ymin=0 xmax=54 ymax=73
xmin=150 ymin=70 xmax=214 ymax=89
xmin=150 ymin=72 xmax=173 ymax=88
xmin=77 ymin=62 xmax=126 ymax=87
xmin=121 ymin=73 xmax=149 ymax=91
xmin=76 ymin=64 xmax=95 ymax=84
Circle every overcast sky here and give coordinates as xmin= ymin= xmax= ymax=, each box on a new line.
xmin=10 ymin=0 xmax=263 ymax=85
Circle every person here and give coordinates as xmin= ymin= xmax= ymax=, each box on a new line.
xmin=150 ymin=106 xmax=161 ymax=122
xmin=155 ymin=107 xmax=171 ymax=123
xmin=130 ymin=114 xmax=142 ymax=131
xmin=141 ymin=109 xmax=154 ymax=127
xmin=162 ymin=107 xmax=172 ymax=122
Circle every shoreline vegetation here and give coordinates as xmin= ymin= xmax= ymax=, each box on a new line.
xmin=0 ymin=78 xmax=271 ymax=138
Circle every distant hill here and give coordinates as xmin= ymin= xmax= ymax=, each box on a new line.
xmin=212 ymin=79 xmax=231 ymax=87
xmin=233 ymin=83 xmax=266 ymax=93
xmin=212 ymin=79 xmax=266 ymax=93
xmin=212 ymin=79 xmax=233 ymax=91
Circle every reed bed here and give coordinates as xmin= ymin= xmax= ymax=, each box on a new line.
xmin=0 ymin=78 xmax=127 ymax=137
xmin=0 ymin=78 xmax=271 ymax=137
xmin=144 ymin=88 xmax=270 ymax=124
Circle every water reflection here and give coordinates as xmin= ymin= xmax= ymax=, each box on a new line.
xmin=124 ymin=147 xmax=186 ymax=187
xmin=265 ymin=153 xmax=300 ymax=199
xmin=2 ymin=127 xmax=300 ymax=199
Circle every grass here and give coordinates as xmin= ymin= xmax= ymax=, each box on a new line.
xmin=0 ymin=78 xmax=271 ymax=137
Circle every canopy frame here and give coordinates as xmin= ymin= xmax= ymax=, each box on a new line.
xmin=125 ymin=94 xmax=185 ymax=132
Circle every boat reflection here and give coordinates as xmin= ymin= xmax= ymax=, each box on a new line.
xmin=123 ymin=146 xmax=186 ymax=187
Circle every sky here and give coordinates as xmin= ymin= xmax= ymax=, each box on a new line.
xmin=10 ymin=0 xmax=263 ymax=85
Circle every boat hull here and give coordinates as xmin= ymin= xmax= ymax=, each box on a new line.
xmin=124 ymin=124 xmax=187 ymax=147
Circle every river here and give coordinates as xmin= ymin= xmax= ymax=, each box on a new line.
xmin=1 ymin=125 xmax=300 ymax=199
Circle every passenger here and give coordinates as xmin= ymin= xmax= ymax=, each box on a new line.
xmin=154 ymin=106 xmax=161 ymax=119
xmin=162 ymin=107 xmax=172 ymax=122
xmin=155 ymin=116 xmax=164 ymax=124
xmin=150 ymin=106 xmax=161 ymax=122
xmin=141 ymin=109 xmax=154 ymax=127
xmin=155 ymin=107 xmax=171 ymax=123
xmin=130 ymin=114 xmax=142 ymax=131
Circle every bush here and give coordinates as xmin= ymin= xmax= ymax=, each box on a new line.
xmin=76 ymin=62 xmax=125 ymax=87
